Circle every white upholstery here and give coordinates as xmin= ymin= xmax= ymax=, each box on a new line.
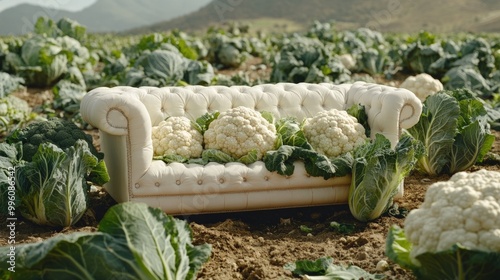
xmin=81 ymin=82 xmax=422 ymax=215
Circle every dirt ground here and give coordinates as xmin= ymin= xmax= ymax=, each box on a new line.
xmin=2 ymin=67 xmax=500 ymax=279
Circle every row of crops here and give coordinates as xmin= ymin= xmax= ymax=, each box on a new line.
xmin=1 ymin=17 xmax=500 ymax=134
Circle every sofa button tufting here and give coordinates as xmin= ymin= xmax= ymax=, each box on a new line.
xmin=155 ymin=182 xmax=160 ymax=187
xmin=264 ymin=176 xmax=269 ymax=181
xmin=305 ymin=173 xmax=311 ymax=178
xmin=219 ymin=178 xmax=225 ymax=183
xmin=197 ymin=180 xmax=203 ymax=185
xmin=242 ymin=177 xmax=247 ymax=182
xmin=134 ymin=183 xmax=140 ymax=188
xmin=175 ymin=180 xmax=181 ymax=185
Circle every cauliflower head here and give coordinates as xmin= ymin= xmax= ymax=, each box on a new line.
xmin=303 ymin=109 xmax=367 ymax=157
xmin=404 ymin=169 xmax=500 ymax=259
xmin=203 ymin=106 xmax=277 ymax=160
xmin=399 ymin=73 xmax=443 ymax=102
xmin=338 ymin=54 xmax=356 ymax=71
xmin=152 ymin=116 xmax=203 ymax=158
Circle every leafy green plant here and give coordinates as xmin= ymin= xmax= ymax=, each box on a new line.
xmin=0 ymin=95 xmax=34 ymax=136
xmin=403 ymin=40 xmax=443 ymax=75
xmin=130 ymin=32 xmax=200 ymax=60
xmin=123 ymin=47 xmax=214 ymax=87
xmin=483 ymin=92 xmax=500 ymax=130
xmin=0 ymin=72 xmax=24 ymax=98
xmin=183 ymin=60 xmax=215 ymax=85
xmin=270 ymin=35 xmax=351 ymax=84
xmin=52 ymin=80 xmax=87 ymax=115
xmin=131 ymin=48 xmax=186 ymax=86
xmin=5 ymin=35 xmax=68 ymax=87
xmin=328 ymin=221 xmax=356 ymax=234
xmin=442 ymin=66 xmax=492 ymax=98
xmin=212 ymin=71 xmax=256 ymax=86
xmin=0 ymin=202 xmax=211 ymax=279
xmin=459 ymin=37 xmax=495 ymax=78
xmin=206 ymin=33 xmax=252 ymax=68
xmin=284 ymin=256 xmax=385 ymax=279
xmin=34 ymin=17 xmax=87 ymax=42
xmin=299 ymin=225 xmax=313 ymax=233
xmin=406 ymin=89 xmax=495 ymax=176
xmin=7 ymin=118 xmax=109 ymax=189
xmin=357 ymin=47 xmax=391 ymax=76
xmin=264 ymin=144 xmax=353 ymax=179
xmin=348 ymin=134 xmax=424 ymax=222
xmin=274 ymin=116 xmax=310 ymax=148
xmin=14 ymin=140 xmax=96 ymax=227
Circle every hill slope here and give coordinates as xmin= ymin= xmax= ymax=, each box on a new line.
xmin=132 ymin=0 xmax=500 ymax=34
xmin=0 ymin=0 xmax=210 ymax=35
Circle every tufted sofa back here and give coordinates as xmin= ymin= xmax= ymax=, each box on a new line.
xmin=135 ymin=83 xmax=351 ymax=126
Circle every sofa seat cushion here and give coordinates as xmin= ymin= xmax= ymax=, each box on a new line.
xmin=133 ymin=161 xmax=351 ymax=197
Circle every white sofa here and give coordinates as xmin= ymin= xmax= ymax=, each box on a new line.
xmin=80 ymin=82 xmax=422 ymax=215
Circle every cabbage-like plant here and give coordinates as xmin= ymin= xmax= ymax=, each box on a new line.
xmin=442 ymin=66 xmax=492 ymax=98
xmin=406 ymin=88 xmax=495 ymax=175
xmin=0 ymin=95 xmax=33 ymax=136
xmin=0 ymin=202 xmax=211 ymax=279
xmin=34 ymin=17 xmax=87 ymax=42
xmin=15 ymin=140 xmax=98 ymax=227
xmin=270 ymin=36 xmax=351 ymax=84
xmin=5 ymin=35 xmax=68 ymax=87
xmin=0 ymin=72 xmax=24 ymax=98
xmin=403 ymin=41 xmax=443 ymax=75
xmin=348 ymin=134 xmax=424 ymax=222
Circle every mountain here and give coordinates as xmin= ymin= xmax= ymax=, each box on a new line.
xmin=0 ymin=0 xmax=211 ymax=35
xmin=2 ymin=0 xmax=499 ymax=36
xmin=131 ymin=0 xmax=500 ymax=34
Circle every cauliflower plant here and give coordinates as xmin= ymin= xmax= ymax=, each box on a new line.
xmin=404 ymin=169 xmax=500 ymax=259
xmin=399 ymin=73 xmax=443 ymax=102
xmin=1 ymin=95 xmax=33 ymax=136
xmin=203 ymin=106 xmax=277 ymax=160
xmin=303 ymin=109 xmax=367 ymax=157
xmin=152 ymin=116 xmax=203 ymax=159
xmin=338 ymin=54 xmax=356 ymax=71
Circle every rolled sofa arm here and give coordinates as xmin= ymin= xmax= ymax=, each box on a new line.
xmin=343 ymin=82 xmax=422 ymax=148
xmin=81 ymin=86 xmax=156 ymax=201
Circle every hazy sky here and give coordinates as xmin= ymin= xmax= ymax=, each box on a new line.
xmin=0 ymin=0 xmax=97 ymax=12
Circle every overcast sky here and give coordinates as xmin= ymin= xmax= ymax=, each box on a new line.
xmin=0 ymin=0 xmax=97 ymax=12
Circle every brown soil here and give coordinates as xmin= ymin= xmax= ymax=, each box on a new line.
xmin=2 ymin=86 xmax=500 ymax=280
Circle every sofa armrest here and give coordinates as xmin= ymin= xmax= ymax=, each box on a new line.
xmin=81 ymin=86 xmax=156 ymax=193
xmin=344 ymin=82 xmax=422 ymax=147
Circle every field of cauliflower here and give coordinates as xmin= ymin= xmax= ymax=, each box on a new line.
xmin=1 ymin=18 xmax=500 ymax=279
